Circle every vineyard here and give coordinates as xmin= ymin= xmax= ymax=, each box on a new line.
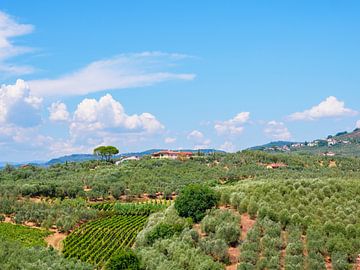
xmin=63 ymin=214 xmax=147 ymax=266
xmin=90 ymin=199 xmax=172 ymax=215
xmin=0 ymin=223 xmax=51 ymax=247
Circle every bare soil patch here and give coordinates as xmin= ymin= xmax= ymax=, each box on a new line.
xmin=226 ymin=247 xmax=240 ymax=270
xmin=193 ymin=223 xmax=206 ymax=239
xmin=45 ymin=231 xmax=67 ymax=250
xmin=329 ymin=161 xmax=337 ymax=168
xmin=355 ymin=254 xmax=360 ymax=270
xmin=240 ymin=213 xmax=256 ymax=241
xmin=325 ymin=255 xmax=333 ymax=270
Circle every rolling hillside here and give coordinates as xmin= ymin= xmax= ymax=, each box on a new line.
xmin=249 ymin=128 xmax=360 ymax=157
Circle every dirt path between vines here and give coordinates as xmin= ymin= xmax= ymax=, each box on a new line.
xmin=280 ymin=231 xmax=288 ymax=270
xmin=226 ymin=213 xmax=256 ymax=270
xmin=240 ymin=213 xmax=256 ymax=241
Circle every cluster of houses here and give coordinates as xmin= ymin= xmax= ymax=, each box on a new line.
xmin=263 ymin=137 xmax=353 ymax=156
xmin=115 ymin=150 xmax=194 ymax=165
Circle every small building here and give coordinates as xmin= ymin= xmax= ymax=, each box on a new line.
xmin=327 ymin=138 xmax=337 ymax=146
xmin=152 ymin=150 xmax=193 ymax=160
xmin=115 ymin=156 xmax=140 ymax=165
xmin=323 ymin=152 xmax=336 ymax=157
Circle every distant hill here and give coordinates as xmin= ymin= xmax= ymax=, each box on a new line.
xmin=249 ymin=129 xmax=360 ymax=157
xmin=248 ymin=141 xmax=299 ymax=151
xmin=45 ymin=149 xmax=225 ymax=166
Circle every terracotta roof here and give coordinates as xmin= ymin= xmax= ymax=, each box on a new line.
xmin=152 ymin=150 xmax=193 ymax=156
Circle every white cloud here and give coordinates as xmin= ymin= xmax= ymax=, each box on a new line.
xmin=264 ymin=121 xmax=292 ymax=140
xmin=164 ymin=137 xmax=176 ymax=144
xmin=48 ymin=102 xmax=70 ymax=122
xmin=70 ymin=94 xmax=164 ymax=141
xmin=0 ymin=79 xmax=42 ymax=127
xmin=194 ymin=139 xmax=211 ymax=150
xmin=0 ymin=11 xmax=35 ymax=76
xmin=288 ymin=96 xmax=357 ymax=121
xmin=356 ymin=120 xmax=360 ymax=129
xmin=215 ymin=112 xmax=250 ymax=135
xmin=29 ymin=52 xmax=195 ymax=97
xmin=187 ymin=130 xmax=204 ymax=141
xmin=220 ymin=141 xmax=236 ymax=152
xmin=187 ymin=130 xmax=211 ymax=149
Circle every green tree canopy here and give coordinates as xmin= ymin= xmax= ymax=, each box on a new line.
xmin=175 ymin=184 xmax=219 ymax=223
xmin=105 ymin=249 xmax=140 ymax=270
xmin=93 ymin=146 xmax=119 ymax=162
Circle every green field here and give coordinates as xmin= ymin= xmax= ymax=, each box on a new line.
xmin=0 ymin=222 xmax=51 ymax=247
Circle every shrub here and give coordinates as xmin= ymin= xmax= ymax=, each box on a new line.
xmin=105 ymin=249 xmax=140 ymax=270
xmin=215 ymin=223 xmax=240 ymax=246
xmin=199 ymin=238 xmax=229 ymax=263
xmin=237 ymin=262 xmax=255 ymax=270
xmin=247 ymin=200 xmax=258 ymax=219
xmin=146 ymin=223 xmax=176 ymax=245
xmin=175 ymin=184 xmax=219 ymax=222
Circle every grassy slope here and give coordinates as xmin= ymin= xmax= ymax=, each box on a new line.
xmin=0 ymin=222 xmax=51 ymax=247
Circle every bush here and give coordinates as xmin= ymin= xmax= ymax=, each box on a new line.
xmin=146 ymin=223 xmax=176 ymax=245
xmin=105 ymin=249 xmax=140 ymax=270
xmin=175 ymin=184 xmax=219 ymax=223
xmin=199 ymin=238 xmax=229 ymax=262
xmin=216 ymin=223 xmax=240 ymax=246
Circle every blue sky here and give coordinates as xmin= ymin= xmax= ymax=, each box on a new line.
xmin=1 ymin=1 xmax=360 ymax=162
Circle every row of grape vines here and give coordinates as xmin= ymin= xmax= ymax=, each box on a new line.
xmin=62 ymin=215 xmax=147 ymax=266
xmin=90 ymin=199 xmax=171 ymax=215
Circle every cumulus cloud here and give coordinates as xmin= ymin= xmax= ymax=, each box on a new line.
xmin=29 ymin=52 xmax=195 ymax=97
xmin=0 ymin=11 xmax=35 ymax=76
xmin=215 ymin=112 xmax=250 ymax=135
xmin=164 ymin=137 xmax=176 ymax=144
xmin=264 ymin=121 xmax=292 ymax=140
xmin=288 ymin=96 xmax=357 ymax=121
xmin=187 ymin=130 xmax=204 ymax=141
xmin=0 ymin=79 xmax=42 ymax=127
xmin=70 ymin=94 xmax=164 ymax=141
xmin=220 ymin=141 xmax=236 ymax=152
xmin=48 ymin=102 xmax=70 ymax=122
xmin=187 ymin=130 xmax=211 ymax=149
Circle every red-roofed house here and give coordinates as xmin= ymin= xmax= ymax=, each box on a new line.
xmin=152 ymin=150 xmax=193 ymax=160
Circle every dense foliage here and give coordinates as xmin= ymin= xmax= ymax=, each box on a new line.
xmin=0 ymin=238 xmax=92 ymax=270
xmin=105 ymin=249 xmax=140 ymax=270
xmin=0 ymin=197 xmax=97 ymax=232
xmin=136 ymin=206 xmax=224 ymax=269
xmin=94 ymin=146 xmax=119 ymax=162
xmin=175 ymin=184 xmax=219 ymax=222
xmin=2 ymin=151 xmax=360 ymax=200
xmin=222 ymin=178 xmax=360 ymax=269
xmin=1 ymin=150 xmax=360 ymax=269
